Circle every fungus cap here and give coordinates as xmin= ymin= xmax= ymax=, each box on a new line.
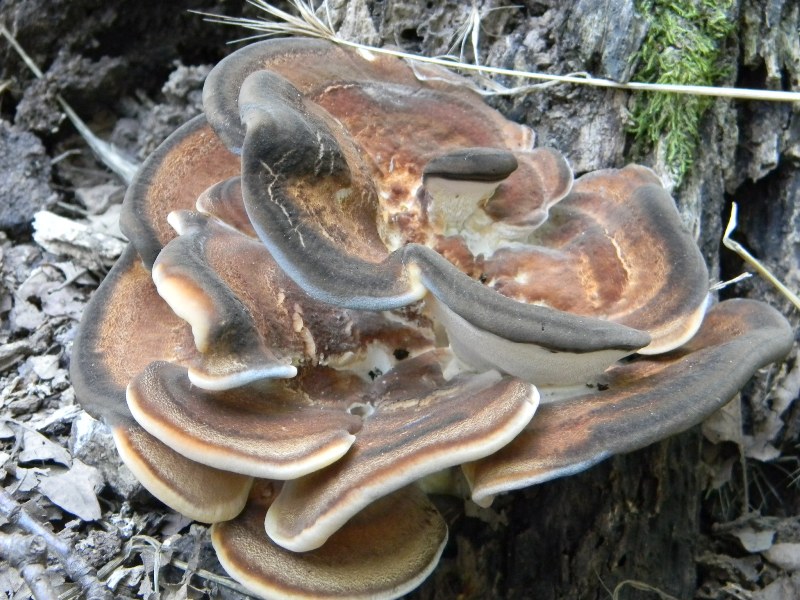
xmin=212 ymin=483 xmax=447 ymax=600
xmin=463 ymin=299 xmax=795 ymax=507
xmin=69 ymin=36 xmax=795 ymax=600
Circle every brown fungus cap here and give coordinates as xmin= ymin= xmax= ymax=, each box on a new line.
xmin=264 ymin=352 xmax=537 ymax=552
xmin=69 ymin=36 xmax=794 ymax=600
xmin=207 ymin=41 xmax=654 ymax=371
xmin=212 ymin=482 xmax=447 ymax=600
xmin=462 ymin=299 xmax=794 ymax=507
xmin=482 ymin=147 xmax=574 ymax=229
xmin=113 ymin=424 xmax=252 ymax=523
xmin=70 ymin=247 xmax=251 ymax=522
xmin=126 ymin=361 xmax=362 ymax=480
xmin=70 ymin=246 xmax=195 ymax=427
xmin=482 ymin=165 xmax=710 ymax=353
xmin=203 ymin=38 xmax=531 ymax=157
xmin=120 ymin=116 xmax=240 ymax=268
xmin=201 ymin=37 xmax=655 ymax=362
xmin=152 ymin=208 xmax=434 ymax=389
xmin=195 ymin=176 xmax=257 ymax=238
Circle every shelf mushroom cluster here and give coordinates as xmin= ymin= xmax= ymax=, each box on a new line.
xmin=71 ymin=38 xmax=794 ymax=599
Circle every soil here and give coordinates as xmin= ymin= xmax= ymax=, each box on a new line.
xmin=0 ymin=1 xmax=799 ymax=599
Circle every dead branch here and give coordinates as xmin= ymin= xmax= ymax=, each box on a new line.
xmin=0 ymin=532 xmax=57 ymax=600
xmin=0 ymin=486 xmax=113 ymax=600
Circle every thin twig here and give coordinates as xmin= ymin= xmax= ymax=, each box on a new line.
xmin=723 ymin=203 xmax=800 ymax=311
xmin=95 ymin=533 xmax=256 ymax=598
xmin=196 ymin=0 xmax=800 ymax=103
xmin=612 ymin=579 xmax=680 ymax=600
xmin=130 ymin=535 xmax=164 ymax=595
xmin=0 ymin=486 xmax=113 ymax=600
xmin=0 ymin=25 xmax=139 ymax=184
xmin=170 ymin=557 xmax=256 ymax=596
xmin=0 ymin=532 xmax=58 ymax=600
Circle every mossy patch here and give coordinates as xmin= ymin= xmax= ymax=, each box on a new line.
xmin=630 ymin=0 xmax=736 ymax=184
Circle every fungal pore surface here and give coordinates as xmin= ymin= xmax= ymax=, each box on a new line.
xmin=71 ymin=38 xmax=794 ymax=599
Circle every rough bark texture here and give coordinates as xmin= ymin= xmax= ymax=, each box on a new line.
xmin=1 ymin=1 xmax=798 ymax=599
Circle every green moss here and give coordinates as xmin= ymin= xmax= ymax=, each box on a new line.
xmin=630 ymin=0 xmax=736 ymax=184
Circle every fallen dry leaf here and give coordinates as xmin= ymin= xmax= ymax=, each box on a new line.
xmin=18 ymin=428 xmax=71 ymax=467
xmin=36 ymin=459 xmax=102 ymax=521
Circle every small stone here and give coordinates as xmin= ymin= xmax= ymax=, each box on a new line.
xmin=763 ymin=543 xmax=800 ymax=572
xmin=7 ymin=395 xmax=43 ymax=417
xmin=733 ymin=527 xmax=776 ymax=553
xmin=28 ymin=354 xmax=61 ymax=380
xmin=8 ymin=299 xmax=45 ymax=332
xmin=19 ymin=428 xmax=72 ymax=466
xmin=32 ymin=211 xmax=126 ymax=268
xmin=70 ymin=412 xmax=141 ymax=498
xmin=0 ymin=340 xmax=32 ymax=372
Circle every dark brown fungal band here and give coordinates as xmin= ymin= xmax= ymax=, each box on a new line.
xmin=423 ymin=148 xmax=519 ymax=181
xmin=70 ymin=37 xmax=794 ymax=600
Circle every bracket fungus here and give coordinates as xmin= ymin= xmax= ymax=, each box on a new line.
xmin=71 ymin=38 xmax=794 ymax=599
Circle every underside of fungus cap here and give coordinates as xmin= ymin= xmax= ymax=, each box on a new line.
xmin=424 ymin=295 xmax=642 ymax=386
xmin=422 ymin=148 xmax=519 ymax=234
xmin=482 ymin=165 xmax=710 ymax=354
xmin=120 ymin=115 xmax=240 ymax=268
xmin=405 ymin=245 xmax=651 ymax=384
xmin=212 ymin=482 xmax=447 ymax=600
xmin=264 ymin=351 xmax=537 ymax=552
xmin=462 ymin=299 xmax=795 ymax=506
xmin=70 ymin=246 xmax=252 ymax=522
